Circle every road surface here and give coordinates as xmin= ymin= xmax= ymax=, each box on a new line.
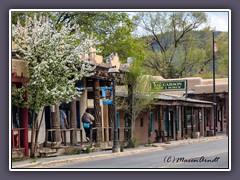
xmin=52 ymin=138 xmax=228 ymax=169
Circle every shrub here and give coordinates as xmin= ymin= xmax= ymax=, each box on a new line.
xmin=127 ymin=137 xmax=139 ymax=148
xmin=120 ymin=141 xmax=125 ymax=152
xmin=84 ymin=147 xmax=91 ymax=154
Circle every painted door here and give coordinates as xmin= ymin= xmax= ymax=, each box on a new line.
xmin=150 ymin=112 xmax=154 ymax=135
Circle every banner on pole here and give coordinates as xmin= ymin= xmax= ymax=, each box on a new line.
xmin=101 ymin=86 xmax=113 ymax=105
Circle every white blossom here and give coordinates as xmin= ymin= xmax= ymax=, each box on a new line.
xmin=12 ymin=14 xmax=96 ymax=112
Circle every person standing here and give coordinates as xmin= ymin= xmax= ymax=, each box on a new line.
xmin=60 ymin=108 xmax=68 ymax=144
xmin=82 ymin=109 xmax=95 ymax=142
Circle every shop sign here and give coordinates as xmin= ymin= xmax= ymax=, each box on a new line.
xmin=150 ymin=80 xmax=186 ymax=91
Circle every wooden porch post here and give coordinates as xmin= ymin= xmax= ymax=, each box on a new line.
xmin=22 ymin=82 xmax=29 ymax=156
xmin=51 ymin=104 xmax=61 ymax=142
xmin=167 ymin=108 xmax=171 ymax=142
xmin=22 ymin=92 xmax=29 ymax=156
xmin=204 ymin=108 xmax=208 ymax=136
xmin=70 ymin=100 xmax=77 ymax=145
xmin=158 ymin=105 xmax=162 ymax=142
xmin=175 ymin=106 xmax=179 ymax=141
xmin=198 ymin=108 xmax=201 ymax=132
xmin=191 ymin=107 xmax=194 ymax=138
xmin=181 ymin=106 xmax=184 ymax=140
xmin=184 ymin=106 xmax=188 ymax=139
xmin=226 ymin=94 xmax=229 ymax=136
xmin=202 ymin=107 xmax=205 ymax=137
xmin=93 ymin=79 xmax=102 ymax=142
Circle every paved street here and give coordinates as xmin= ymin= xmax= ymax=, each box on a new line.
xmin=53 ymin=138 xmax=228 ymax=169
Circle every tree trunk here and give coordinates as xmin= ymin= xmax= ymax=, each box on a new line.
xmin=33 ymin=107 xmax=45 ymax=157
xmin=30 ymin=112 xmax=36 ymax=158
xmin=70 ymin=101 xmax=77 ymax=145
xmin=128 ymin=83 xmax=135 ymax=140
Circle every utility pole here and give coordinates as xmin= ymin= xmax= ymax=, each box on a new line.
xmin=213 ymin=32 xmax=217 ymax=136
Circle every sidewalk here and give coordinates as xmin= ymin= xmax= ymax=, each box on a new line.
xmin=11 ymin=133 xmax=227 ymax=169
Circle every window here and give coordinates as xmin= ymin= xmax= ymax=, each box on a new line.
xmin=218 ymin=110 xmax=222 ymax=122
xmin=140 ymin=118 xmax=144 ymax=127
xmin=149 ymin=112 xmax=154 ymax=133
xmin=163 ymin=106 xmax=169 ymax=133
xmin=177 ymin=108 xmax=180 ymax=132
xmin=124 ymin=112 xmax=131 ymax=127
xmin=12 ymin=105 xmax=21 ymax=128
xmin=28 ymin=109 xmax=38 ymax=129
xmin=156 ymin=109 xmax=160 ymax=121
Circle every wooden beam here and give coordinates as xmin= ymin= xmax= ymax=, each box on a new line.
xmin=152 ymin=101 xmax=212 ymax=108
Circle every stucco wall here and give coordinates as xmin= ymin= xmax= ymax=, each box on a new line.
xmin=12 ymin=59 xmax=28 ymax=77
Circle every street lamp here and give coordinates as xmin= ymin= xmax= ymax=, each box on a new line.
xmin=108 ymin=67 xmax=120 ymax=153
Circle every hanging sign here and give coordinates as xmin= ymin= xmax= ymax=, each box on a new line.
xmin=75 ymin=82 xmax=85 ymax=92
xmin=101 ymin=87 xmax=113 ymax=105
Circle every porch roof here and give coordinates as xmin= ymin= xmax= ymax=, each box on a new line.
xmin=156 ymin=94 xmax=213 ymax=103
xmin=116 ymin=90 xmax=213 ymax=107
xmin=153 ymin=94 xmax=213 ymax=107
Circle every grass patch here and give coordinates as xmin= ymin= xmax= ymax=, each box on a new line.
xmin=63 ymin=148 xmax=81 ymax=155
xmin=30 ymin=158 xmax=38 ymax=163
xmin=144 ymin=144 xmax=153 ymax=147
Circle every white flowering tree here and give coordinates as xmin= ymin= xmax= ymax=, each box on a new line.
xmin=12 ymin=14 xmax=95 ymax=157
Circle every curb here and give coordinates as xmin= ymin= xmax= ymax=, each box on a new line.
xmin=12 ymin=135 xmax=227 ymax=168
xmin=153 ymin=135 xmax=226 ymax=147
xmin=13 ymin=146 xmax=165 ymax=168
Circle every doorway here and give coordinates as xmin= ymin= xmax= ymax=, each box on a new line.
xmin=169 ymin=111 xmax=174 ymax=139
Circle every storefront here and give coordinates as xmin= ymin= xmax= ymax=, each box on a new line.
xmin=123 ymin=94 xmax=214 ymax=145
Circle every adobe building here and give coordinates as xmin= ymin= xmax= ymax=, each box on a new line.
xmin=159 ymin=77 xmax=228 ymax=135
xmin=116 ymin=89 xmax=214 ymax=145
xmin=12 ymin=58 xmax=29 ymax=157
xmin=115 ymin=76 xmax=228 ymax=145
xmin=186 ymin=78 xmax=228 ymax=135
xmin=11 ymin=45 xmax=126 ymax=157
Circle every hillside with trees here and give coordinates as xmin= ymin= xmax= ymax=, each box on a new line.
xmin=133 ymin=12 xmax=228 ymax=79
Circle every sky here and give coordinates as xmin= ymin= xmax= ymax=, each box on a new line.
xmin=128 ymin=11 xmax=229 ymax=33
xmin=206 ymin=12 xmax=229 ymax=32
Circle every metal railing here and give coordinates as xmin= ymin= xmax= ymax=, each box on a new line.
xmin=44 ymin=127 xmax=132 ymax=146
xmin=45 ymin=128 xmax=83 ymax=146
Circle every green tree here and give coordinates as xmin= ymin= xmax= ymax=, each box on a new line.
xmin=135 ymin=12 xmax=209 ymax=78
xmin=187 ymin=31 xmax=229 ymax=79
xmin=12 ymin=11 xmax=146 ymax=63
xmin=117 ymin=57 xmax=161 ymax=140
xmin=215 ymin=32 xmax=228 ymax=78
xmin=12 ymin=12 xmax=51 ymax=26
xmin=52 ymin=12 xmax=141 ymax=62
